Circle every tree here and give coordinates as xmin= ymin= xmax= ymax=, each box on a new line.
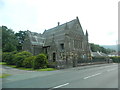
xmin=3 ymin=43 xmax=16 ymax=52
xmin=2 ymin=26 xmax=18 ymax=52
xmin=90 ymin=43 xmax=100 ymax=52
xmin=15 ymin=31 xmax=27 ymax=51
xmin=90 ymin=43 xmax=115 ymax=54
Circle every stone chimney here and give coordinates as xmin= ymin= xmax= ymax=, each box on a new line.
xmin=76 ymin=16 xmax=79 ymax=20
xmin=58 ymin=22 xmax=60 ymax=26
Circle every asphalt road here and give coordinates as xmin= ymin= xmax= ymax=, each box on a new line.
xmin=2 ymin=63 xmax=118 ymax=88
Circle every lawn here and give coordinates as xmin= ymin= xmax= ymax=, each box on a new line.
xmin=35 ymin=68 xmax=56 ymax=71
xmin=16 ymin=67 xmax=56 ymax=71
xmin=0 ymin=62 xmax=6 ymax=65
xmin=1 ymin=62 xmax=56 ymax=71
xmin=0 ymin=74 xmax=11 ymax=78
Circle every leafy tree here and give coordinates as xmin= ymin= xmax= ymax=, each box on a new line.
xmin=2 ymin=26 xmax=18 ymax=52
xmin=3 ymin=43 xmax=16 ymax=52
xmin=90 ymin=43 xmax=115 ymax=54
xmin=15 ymin=31 xmax=27 ymax=51
xmin=90 ymin=43 xmax=99 ymax=52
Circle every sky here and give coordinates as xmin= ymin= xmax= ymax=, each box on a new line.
xmin=0 ymin=0 xmax=119 ymax=45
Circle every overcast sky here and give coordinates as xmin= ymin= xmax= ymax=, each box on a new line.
xmin=0 ymin=0 xmax=119 ymax=45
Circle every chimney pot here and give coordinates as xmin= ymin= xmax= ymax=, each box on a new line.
xmin=58 ymin=22 xmax=60 ymax=26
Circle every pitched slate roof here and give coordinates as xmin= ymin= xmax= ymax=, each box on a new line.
xmin=91 ymin=51 xmax=108 ymax=57
xmin=108 ymin=52 xmax=118 ymax=56
xmin=27 ymin=31 xmax=45 ymax=46
xmin=42 ymin=19 xmax=75 ymax=37
xmin=42 ymin=17 xmax=84 ymax=38
xmin=26 ymin=17 xmax=86 ymax=46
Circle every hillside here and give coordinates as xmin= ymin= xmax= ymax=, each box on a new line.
xmin=100 ymin=45 xmax=119 ymax=51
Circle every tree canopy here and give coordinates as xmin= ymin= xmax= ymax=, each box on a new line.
xmin=15 ymin=30 xmax=27 ymax=51
xmin=2 ymin=26 xmax=18 ymax=52
xmin=2 ymin=26 xmax=27 ymax=52
xmin=90 ymin=43 xmax=115 ymax=54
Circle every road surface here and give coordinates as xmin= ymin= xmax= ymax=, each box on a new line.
xmin=2 ymin=63 xmax=118 ymax=89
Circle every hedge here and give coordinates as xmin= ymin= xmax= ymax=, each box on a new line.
xmin=110 ymin=56 xmax=120 ymax=63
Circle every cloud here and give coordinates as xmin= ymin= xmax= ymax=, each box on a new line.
xmin=0 ymin=0 xmax=118 ymax=45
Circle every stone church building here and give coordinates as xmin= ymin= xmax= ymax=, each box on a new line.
xmin=23 ymin=17 xmax=91 ymax=68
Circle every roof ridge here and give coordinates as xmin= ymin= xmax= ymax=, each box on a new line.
xmin=45 ymin=18 xmax=77 ymax=32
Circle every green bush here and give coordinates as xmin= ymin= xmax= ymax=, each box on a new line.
xmin=2 ymin=52 xmax=9 ymax=62
xmin=15 ymin=51 xmax=32 ymax=57
xmin=2 ymin=51 xmax=17 ymax=65
xmin=110 ymin=56 xmax=120 ymax=63
xmin=14 ymin=51 xmax=32 ymax=67
xmin=14 ymin=56 xmax=25 ymax=67
xmin=33 ymin=53 xmax=48 ymax=69
xmin=23 ymin=56 xmax=36 ymax=68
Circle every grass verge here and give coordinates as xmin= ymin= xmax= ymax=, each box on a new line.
xmin=0 ymin=74 xmax=11 ymax=78
xmin=35 ymin=68 xmax=56 ymax=71
xmin=16 ymin=67 xmax=56 ymax=71
xmin=1 ymin=62 xmax=56 ymax=71
xmin=0 ymin=62 xmax=6 ymax=65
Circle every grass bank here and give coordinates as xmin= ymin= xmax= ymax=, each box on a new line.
xmin=1 ymin=62 xmax=56 ymax=71
xmin=0 ymin=74 xmax=11 ymax=78
xmin=0 ymin=62 xmax=6 ymax=65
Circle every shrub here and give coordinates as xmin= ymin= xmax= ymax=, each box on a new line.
xmin=14 ymin=51 xmax=32 ymax=67
xmin=2 ymin=51 xmax=17 ymax=65
xmin=33 ymin=53 xmax=48 ymax=69
xmin=14 ymin=56 xmax=25 ymax=67
xmin=15 ymin=51 xmax=32 ymax=57
xmin=110 ymin=56 xmax=120 ymax=63
xmin=2 ymin=52 xmax=9 ymax=62
xmin=23 ymin=56 xmax=36 ymax=68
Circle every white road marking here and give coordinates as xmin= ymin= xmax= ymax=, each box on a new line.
xmin=52 ymin=83 xmax=69 ymax=89
xmin=84 ymin=73 xmax=101 ymax=79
